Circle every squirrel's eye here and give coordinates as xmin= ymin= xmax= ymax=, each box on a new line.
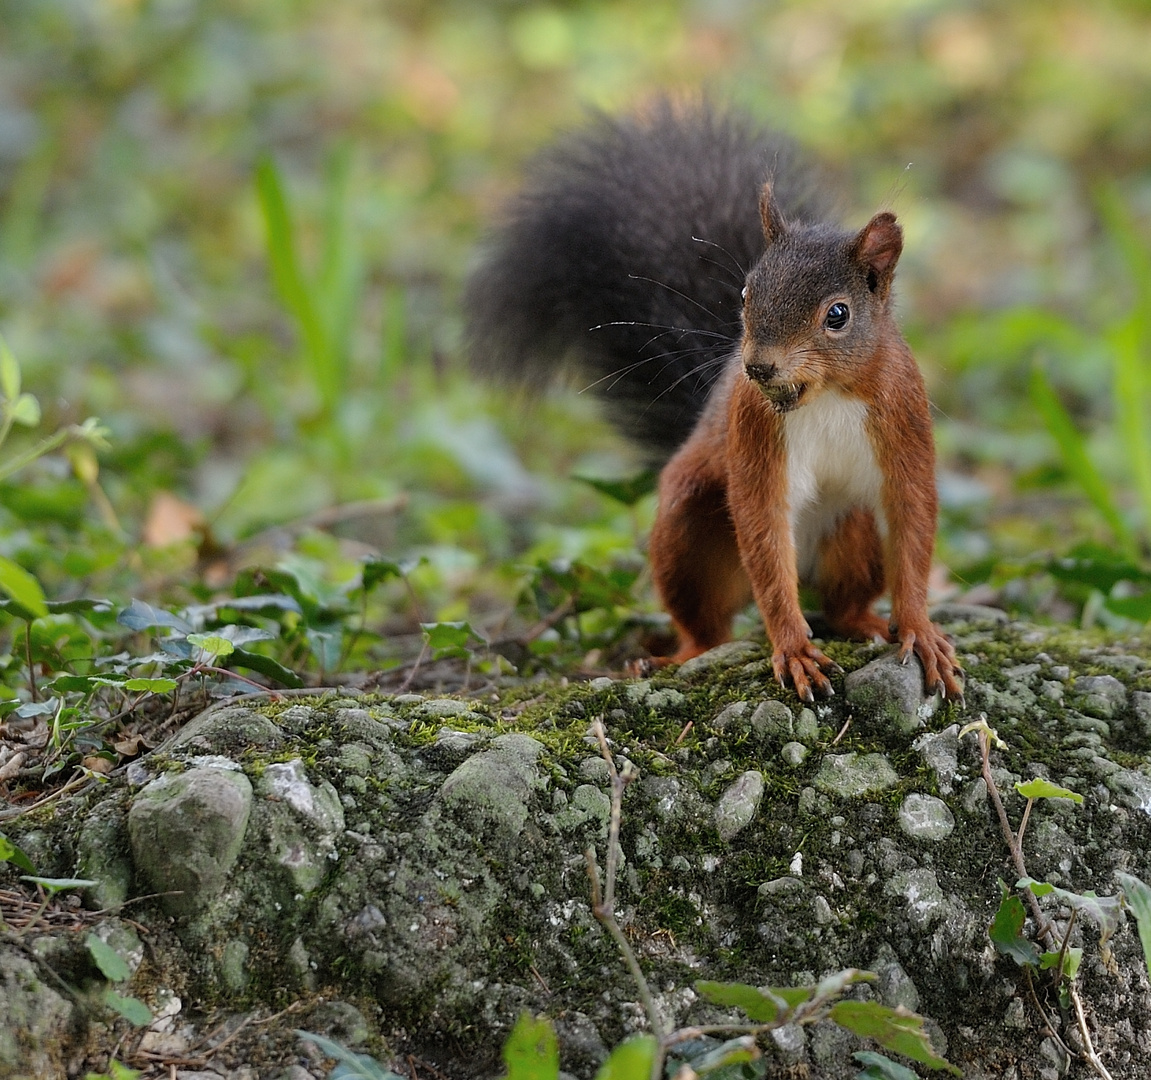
xmin=824 ymin=302 xmax=850 ymax=331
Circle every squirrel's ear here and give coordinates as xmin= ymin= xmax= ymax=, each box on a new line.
xmin=851 ymin=212 xmax=903 ymax=296
xmin=759 ymin=183 xmax=787 ymax=243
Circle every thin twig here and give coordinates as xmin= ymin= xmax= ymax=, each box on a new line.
xmin=1069 ymin=985 xmax=1114 ymax=1080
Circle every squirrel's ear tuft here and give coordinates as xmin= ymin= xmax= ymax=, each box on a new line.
xmin=851 ymin=212 xmax=903 ymax=296
xmin=759 ymin=183 xmax=787 ymax=243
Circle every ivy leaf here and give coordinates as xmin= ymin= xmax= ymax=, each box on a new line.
xmin=1015 ymin=778 xmax=1083 ymax=803
xmin=0 ymin=332 xmax=21 ymax=401
xmin=117 ymin=599 xmax=193 ymax=634
xmin=21 ymin=876 xmax=97 ymax=895
xmin=232 ymin=647 xmax=305 ymax=688
xmin=693 ymin=979 xmax=807 ymax=1023
xmin=852 ymin=1050 xmax=920 ymax=1080
xmin=86 ymin=933 xmax=131 ymax=982
xmin=103 ymin=989 xmax=152 ymax=1027
xmin=989 ymin=894 xmax=1041 ymax=967
xmin=186 ymin=633 xmax=235 ymax=661
xmin=1116 ymin=872 xmax=1151 ymax=978
xmin=0 ymin=557 xmax=48 ymax=620
xmin=422 ymin=621 xmax=484 ymax=661
xmin=502 ymin=1012 xmax=559 ymax=1080
xmin=0 ymin=833 xmax=35 ymax=873
xmin=594 ymin=1036 xmax=658 ymax=1080
xmin=828 ymin=1001 xmax=959 ymax=1075
xmin=1040 ymin=948 xmax=1083 ymax=980
xmin=1019 ymin=879 xmax=1123 ymax=941
xmin=122 ymin=677 xmax=179 ymax=693
xmin=295 ymin=1030 xmax=406 ymax=1079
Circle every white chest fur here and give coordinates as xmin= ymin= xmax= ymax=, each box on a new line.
xmin=783 ymin=390 xmax=884 ymax=580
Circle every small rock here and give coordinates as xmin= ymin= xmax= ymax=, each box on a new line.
xmin=418 ymin=698 xmax=476 ymax=718
xmin=676 ymin=640 xmax=761 ymax=678
xmin=813 ymin=752 xmax=899 ymax=798
xmin=912 ymin=725 xmax=959 ymax=794
xmin=930 ymin=602 xmax=1008 ymax=625
xmin=1133 ymin=692 xmax=1151 ymax=739
xmin=794 ymin=707 xmax=819 ymax=742
xmin=167 ymin=707 xmax=283 ymax=754
xmin=128 ymin=767 xmax=253 ymax=916
xmin=781 ymin=741 xmax=808 ymax=767
xmin=844 ymin=651 xmax=940 ymax=733
xmin=750 ymin=699 xmax=793 ymax=738
xmin=714 ymin=771 xmax=764 ymax=841
xmin=898 ymin=793 xmax=955 ymax=841
xmin=759 ymin=876 xmax=804 ymax=896
xmin=710 ymin=700 xmax=749 ymax=732
xmin=1070 ymin=675 xmax=1127 ymax=719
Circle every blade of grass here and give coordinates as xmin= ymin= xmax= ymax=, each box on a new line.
xmin=317 ymin=142 xmax=359 ymax=400
xmin=255 ymin=156 xmax=337 ymax=413
xmin=1030 ymin=362 xmax=1137 ymax=559
xmin=1110 ymin=314 xmax=1151 ymax=536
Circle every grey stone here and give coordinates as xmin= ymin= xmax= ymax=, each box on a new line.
xmin=912 ymin=724 xmax=960 ymax=794
xmin=555 ymin=783 xmax=611 ymax=834
xmin=813 ymin=752 xmax=899 ymax=798
xmin=167 ymin=706 xmax=283 ymax=754
xmin=710 ymin=700 xmax=749 ymax=732
xmin=759 ymin=876 xmax=804 ymax=896
xmin=438 ymin=739 xmax=542 ymax=839
xmin=1134 ymin=692 xmax=1151 ymax=738
xmin=676 ymin=640 xmax=761 ymax=677
xmin=781 ymin=741 xmax=809 ymax=767
xmin=418 ymin=698 xmax=477 ymax=718
xmin=714 ymin=770 xmax=764 ymax=841
xmin=128 ymin=767 xmax=253 ymax=916
xmin=898 ymin=793 xmax=955 ymax=841
xmin=1070 ymin=675 xmax=1127 ymax=719
xmin=77 ymin=804 xmax=132 ymax=910
xmin=794 ymin=707 xmax=819 ymax=742
xmin=873 ymin=945 xmax=920 ymax=1012
xmin=930 ymin=603 xmax=1008 ymax=625
xmin=257 ymin=760 xmax=345 ymax=895
xmin=220 ymin=939 xmax=250 ymax=992
xmin=844 ymin=650 xmax=939 ymax=733
xmin=750 ymin=698 xmax=793 ymax=738
xmin=886 ymin=868 xmax=948 ymax=929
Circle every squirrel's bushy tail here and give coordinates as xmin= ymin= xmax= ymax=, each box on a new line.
xmin=464 ymin=101 xmax=834 ymax=463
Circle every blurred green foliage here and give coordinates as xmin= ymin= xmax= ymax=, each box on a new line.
xmin=0 ymin=0 xmax=1149 ymax=692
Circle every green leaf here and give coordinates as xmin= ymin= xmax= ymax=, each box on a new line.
xmin=422 ymin=620 xmax=485 ymax=660
xmin=989 ymin=894 xmax=1041 ymax=967
xmin=693 ymin=979 xmax=801 ymax=1023
xmin=574 ymin=470 xmax=658 ymax=506
xmin=0 ymin=332 xmax=21 ymax=401
xmin=502 ymin=1013 xmax=559 ymax=1080
xmin=593 ymin=1036 xmax=658 ymax=1080
xmin=362 ymin=557 xmax=423 ymax=591
xmin=295 ymin=1030 xmax=405 ymax=1079
xmin=1040 ymin=947 xmax=1083 ymax=980
xmin=117 ymin=599 xmax=193 ymax=634
xmin=681 ymin=1035 xmax=757 ymax=1073
xmin=1030 ymin=363 xmax=1137 ymax=559
xmin=1116 ymin=872 xmax=1151 ymax=978
xmin=21 ymin=876 xmax=97 ymax=895
xmin=9 ymin=392 xmax=40 ymax=427
xmin=1019 ymin=878 xmax=1123 ymax=941
xmin=186 ymin=633 xmax=235 ymax=660
xmin=231 ymin=647 xmax=305 ymax=688
xmin=121 ymin=677 xmax=179 ymax=693
xmin=828 ymin=1001 xmax=959 ymax=1075
xmin=102 ymin=988 xmax=152 ymax=1026
xmin=0 ymin=833 xmax=36 ymax=873
xmin=84 ymin=1062 xmax=142 ymax=1080
xmin=86 ymin=932 xmax=131 ymax=982
xmin=0 ymin=556 xmax=48 ymax=620
xmin=852 ymin=1050 xmax=920 ymax=1080
xmin=1014 ymin=778 xmax=1083 ymax=803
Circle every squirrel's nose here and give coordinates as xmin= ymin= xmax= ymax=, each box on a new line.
xmin=744 ymin=361 xmax=778 ymax=385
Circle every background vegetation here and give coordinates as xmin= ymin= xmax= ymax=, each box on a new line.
xmin=0 ymin=0 xmax=1150 ymax=734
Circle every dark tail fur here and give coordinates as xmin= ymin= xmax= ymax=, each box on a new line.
xmin=464 ymin=101 xmax=835 ymax=463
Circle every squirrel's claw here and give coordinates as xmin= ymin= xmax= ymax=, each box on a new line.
xmin=773 ymin=641 xmax=838 ymax=701
xmin=895 ymin=620 xmax=964 ymax=705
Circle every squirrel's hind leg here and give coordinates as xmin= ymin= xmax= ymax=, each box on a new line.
xmin=817 ymin=508 xmax=889 ymax=642
xmin=649 ymin=456 xmax=750 ymax=664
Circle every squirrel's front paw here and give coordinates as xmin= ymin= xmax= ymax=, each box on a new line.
xmin=895 ymin=620 xmax=964 ymax=703
xmin=771 ymin=641 xmax=841 ymax=702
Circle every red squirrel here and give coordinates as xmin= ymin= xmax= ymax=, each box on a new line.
xmin=466 ymin=102 xmax=962 ymax=703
